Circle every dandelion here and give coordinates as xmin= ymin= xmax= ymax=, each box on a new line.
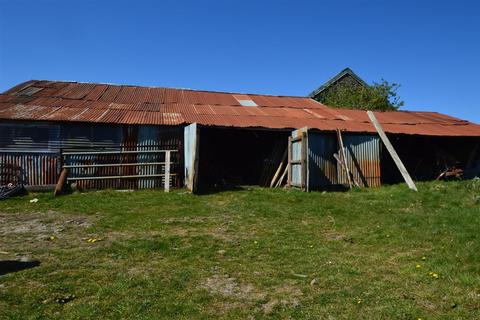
xmin=47 ymin=236 xmax=55 ymax=241
xmin=422 ymin=256 xmax=426 ymax=261
xmin=253 ymin=240 xmax=258 ymax=244
xmin=416 ymin=264 xmax=422 ymax=269
xmin=356 ymin=298 xmax=362 ymax=304
xmin=432 ymin=273 xmax=439 ymax=279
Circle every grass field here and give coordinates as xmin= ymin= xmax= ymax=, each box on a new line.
xmin=1 ymin=180 xmax=479 ymax=319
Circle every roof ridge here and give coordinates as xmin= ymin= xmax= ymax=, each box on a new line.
xmin=28 ymin=79 xmax=313 ymax=100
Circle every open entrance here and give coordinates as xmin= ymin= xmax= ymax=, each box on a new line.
xmin=381 ymin=135 xmax=480 ymax=184
xmin=196 ymin=127 xmax=288 ymax=191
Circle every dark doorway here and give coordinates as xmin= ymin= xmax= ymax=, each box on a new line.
xmin=381 ymin=135 xmax=480 ymax=184
xmin=197 ymin=127 xmax=288 ymax=190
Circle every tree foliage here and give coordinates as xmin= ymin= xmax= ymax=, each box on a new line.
xmin=319 ymin=80 xmax=404 ymax=111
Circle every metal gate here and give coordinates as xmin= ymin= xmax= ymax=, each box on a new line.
xmin=62 ymin=149 xmax=177 ymax=191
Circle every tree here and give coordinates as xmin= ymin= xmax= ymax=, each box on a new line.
xmin=318 ymin=80 xmax=404 ymax=111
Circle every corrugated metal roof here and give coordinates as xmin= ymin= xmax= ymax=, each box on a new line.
xmin=1 ymin=80 xmax=479 ymax=137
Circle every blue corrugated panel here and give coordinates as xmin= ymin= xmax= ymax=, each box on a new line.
xmin=306 ymin=132 xmax=381 ymax=189
xmin=308 ymin=133 xmax=338 ymax=188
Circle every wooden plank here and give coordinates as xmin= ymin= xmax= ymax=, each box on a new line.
xmin=164 ymin=151 xmax=170 ymax=192
xmin=53 ymin=168 xmax=68 ymax=197
xmin=192 ymin=126 xmax=200 ymax=193
xmin=184 ymin=123 xmax=200 ymax=193
xmin=275 ymin=165 xmax=288 ymax=188
xmin=334 ymin=153 xmax=360 ymax=187
xmin=367 ymin=111 xmax=418 ymax=191
xmin=336 ymin=129 xmax=352 ymax=188
xmin=270 ymin=149 xmax=287 ymax=188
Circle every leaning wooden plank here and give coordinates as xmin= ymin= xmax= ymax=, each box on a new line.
xmin=336 ymin=129 xmax=352 ymax=188
xmin=53 ymin=168 xmax=68 ymax=197
xmin=367 ymin=111 xmax=418 ymax=191
xmin=270 ymin=149 xmax=287 ymax=188
xmin=276 ymin=165 xmax=289 ymax=188
xmin=333 ymin=153 xmax=360 ymax=188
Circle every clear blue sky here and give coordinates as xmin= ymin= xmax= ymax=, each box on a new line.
xmin=1 ymin=0 xmax=479 ymax=123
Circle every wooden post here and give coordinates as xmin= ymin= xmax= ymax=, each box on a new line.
xmin=336 ymin=129 xmax=352 ymax=188
xmin=367 ymin=111 xmax=418 ymax=191
xmin=53 ymin=168 xmax=68 ymax=197
xmin=164 ymin=151 xmax=170 ymax=192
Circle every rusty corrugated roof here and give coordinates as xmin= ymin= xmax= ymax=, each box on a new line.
xmin=1 ymin=80 xmax=479 ymax=137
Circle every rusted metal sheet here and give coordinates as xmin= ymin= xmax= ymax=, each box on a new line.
xmin=0 ymin=121 xmax=182 ymax=189
xmin=0 ymin=150 xmax=59 ymax=186
xmin=2 ymin=80 xmax=479 ymax=137
xmin=337 ymin=134 xmax=381 ymax=187
xmin=301 ymin=131 xmax=381 ymax=189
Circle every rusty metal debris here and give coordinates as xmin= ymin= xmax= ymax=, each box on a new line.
xmin=436 ymin=167 xmax=464 ymax=180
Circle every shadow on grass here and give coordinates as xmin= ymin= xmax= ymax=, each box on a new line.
xmin=196 ymin=185 xmax=247 ymax=195
xmin=0 ymin=260 xmax=40 ymax=276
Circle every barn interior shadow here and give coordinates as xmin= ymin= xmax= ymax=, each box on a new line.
xmin=0 ymin=260 xmax=40 ymax=276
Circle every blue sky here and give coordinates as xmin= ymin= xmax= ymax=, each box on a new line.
xmin=1 ymin=0 xmax=479 ymax=123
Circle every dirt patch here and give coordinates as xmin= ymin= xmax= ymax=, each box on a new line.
xmin=0 ymin=211 xmax=95 ymax=256
xmin=0 ymin=213 xmax=91 ymax=238
xmin=324 ymin=231 xmax=352 ymax=242
xmin=261 ymin=280 xmax=303 ymax=314
xmin=201 ymin=273 xmax=303 ymax=315
xmin=159 ymin=215 xmax=239 ymax=242
xmin=201 ymin=274 xmax=261 ymax=300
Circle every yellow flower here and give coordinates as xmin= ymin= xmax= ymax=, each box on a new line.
xmin=47 ymin=236 xmax=55 ymax=241
xmin=416 ymin=264 xmax=422 ymax=269
xmin=432 ymin=273 xmax=439 ymax=279
xmin=254 ymin=240 xmax=258 ymax=244
xmin=422 ymin=256 xmax=426 ymax=260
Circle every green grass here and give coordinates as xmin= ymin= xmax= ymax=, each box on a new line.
xmin=1 ymin=180 xmax=479 ymax=319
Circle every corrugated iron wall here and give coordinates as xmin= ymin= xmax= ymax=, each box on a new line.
xmin=307 ymin=132 xmax=381 ymax=189
xmin=0 ymin=121 xmax=182 ymax=188
xmin=0 ymin=151 xmax=59 ymax=186
xmin=308 ymin=133 xmax=338 ymax=187
xmin=337 ymin=135 xmax=381 ymax=187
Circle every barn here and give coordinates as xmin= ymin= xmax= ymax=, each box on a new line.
xmin=0 ymin=80 xmax=479 ymax=193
